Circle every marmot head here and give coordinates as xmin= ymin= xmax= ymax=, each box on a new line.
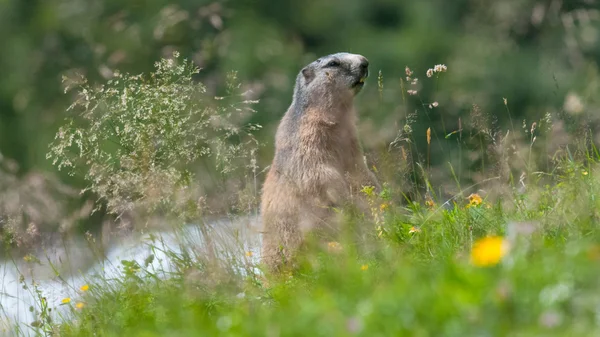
xmin=295 ymin=52 xmax=370 ymax=103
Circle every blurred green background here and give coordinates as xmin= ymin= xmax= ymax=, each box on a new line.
xmin=0 ymin=0 xmax=599 ymax=239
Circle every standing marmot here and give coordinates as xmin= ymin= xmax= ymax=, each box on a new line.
xmin=260 ymin=52 xmax=380 ymax=273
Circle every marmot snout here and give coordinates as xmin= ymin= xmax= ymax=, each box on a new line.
xmin=260 ymin=52 xmax=380 ymax=273
xmin=303 ymin=53 xmax=369 ymax=95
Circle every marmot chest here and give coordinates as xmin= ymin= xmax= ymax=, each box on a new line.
xmin=302 ymin=122 xmax=358 ymax=171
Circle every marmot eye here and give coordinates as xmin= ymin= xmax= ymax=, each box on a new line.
xmin=327 ymin=60 xmax=340 ymax=67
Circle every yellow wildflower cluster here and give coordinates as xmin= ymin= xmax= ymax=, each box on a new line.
xmin=470 ymin=236 xmax=509 ymax=267
xmin=61 ymin=284 xmax=90 ymax=307
xmin=361 ymin=184 xmax=389 ymax=233
xmin=466 ymin=193 xmax=483 ymax=208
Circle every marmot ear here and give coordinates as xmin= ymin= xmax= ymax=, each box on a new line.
xmin=302 ymin=67 xmax=315 ymax=84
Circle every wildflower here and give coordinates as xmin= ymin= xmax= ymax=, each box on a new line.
xmin=62 ymin=298 xmax=71 ymax=304
xmin=470 ymin=236 xmax=509 ymax=267
xmin=431 ymin=101 xmax=439 ymax=107
xmin=245 ymin=251 xmax=253 ymax=257
xmin=582 ymin=171 xmax=589 ymax=176
xmin=26 ymin=223 xmax=39 ymax=238
xmin=75 ymin=302 xmax=85 ymax=309
xmin=407 ymin=90 xmax=418 ymax=95
xmin=434 ymin=64 xmax=447 ymax=73
xmin=467 ymin=193 xmax=483 ymax=208
xmin=80 ymin=284 xmax=89 ymax=292
xmin=327 ymin=241 xmax=343 ymax=253
xmin=361 ymin=264 xmax=369 ymax=271
xmin=426 ymin=69 xmax=434 ymax=78
xmin=379 ymin=203 xmax=389 ymax=212
xmin=409 ymin=226 xmax=421 ymax=234
xmin=425 ymin=199 xmax=435 ymax=208
xmin=405 ymin=66 xmax=413 ymax=77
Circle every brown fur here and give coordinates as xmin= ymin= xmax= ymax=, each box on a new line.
xmin=260 ymin=53 xmax=380 ymax=273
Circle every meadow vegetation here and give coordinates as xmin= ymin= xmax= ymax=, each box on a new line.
xmin=3 ymin=52 xmax=600 ymax=337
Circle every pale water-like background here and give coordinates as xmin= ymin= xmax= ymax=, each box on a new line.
xmin=0 ymin=215 xmax=263 ymax=336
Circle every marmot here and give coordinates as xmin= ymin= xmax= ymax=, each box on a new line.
xmin=260 ymin=52 xmax=380 ymax=273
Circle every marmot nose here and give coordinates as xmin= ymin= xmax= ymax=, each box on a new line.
xmin=359 ymin=56 xmax=369 ymax=70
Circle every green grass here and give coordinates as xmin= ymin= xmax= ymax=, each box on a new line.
xmin=43 ymin=154 xmax=600 ymax=337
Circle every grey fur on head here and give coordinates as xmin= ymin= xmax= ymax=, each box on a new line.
xmin=293 ymin=52 xmax=369 ymax=110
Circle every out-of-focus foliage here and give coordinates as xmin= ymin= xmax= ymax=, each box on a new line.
xmin=0 ymin=0 xmax=599 ymax=234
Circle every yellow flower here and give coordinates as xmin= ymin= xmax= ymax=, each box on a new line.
xmin=361 ymin=264 xmax=369 ymax=271
xmin=379 ymin=203 xmax=389 ymax=212
xmin=61 ymin=298 xmax=71 ymax=304
xmin=470 ymin=236 xmax=509 ymax=267
xmin=80 ymin=284 xmax=89 ymax=292
xmin=75 ymin=302 xmax=85 ymax=309
xmin=582 ymin=171 xmax=588 ymax=176
xmin=408 ymin=226 xmax=421 ymax=234
xmin=467 ymin=193 xmax=483 ymax=207
xmin=245 ymin=251 xmax=253 ymax=257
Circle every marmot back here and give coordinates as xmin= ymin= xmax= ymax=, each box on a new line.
xmin=260 ymin=52 xmax=380 ymax=273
